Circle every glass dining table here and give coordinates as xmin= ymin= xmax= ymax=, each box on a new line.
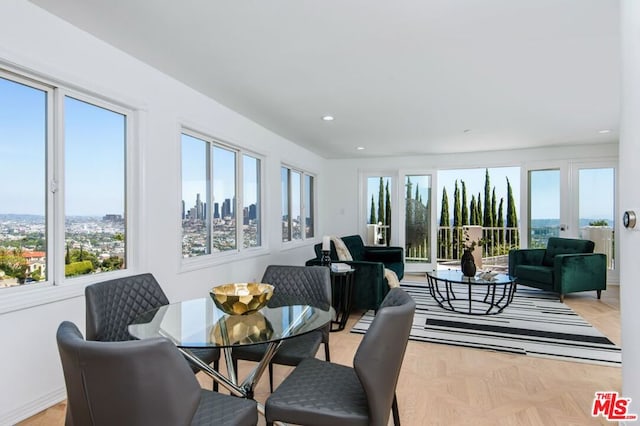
xmin=128 ymin=297 xmax=333 ymax=400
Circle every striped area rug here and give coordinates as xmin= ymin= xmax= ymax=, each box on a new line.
xmin=351 ymin=281 xmax=621 ymax=367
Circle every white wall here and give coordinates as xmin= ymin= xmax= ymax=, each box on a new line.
xmin=0 ymin=1 xmax=325 ymax=423
xmin=620 ymin=0 xmax=640 ymax=418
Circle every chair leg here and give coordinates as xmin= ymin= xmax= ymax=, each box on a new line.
xmin=213 ymin=360 xmax=219 ymax=392
xmin=324 ymin=342 xmax=331 ymax=362
xmin=559 ymin=294 xmax=564 ymax=303
xmin=392 ymin=392 xmax=400 ymax=426
xmin=269 ymin=362 xmax=274 ymax=393
xmin=597 ymin=289 xmax=602 ymax=299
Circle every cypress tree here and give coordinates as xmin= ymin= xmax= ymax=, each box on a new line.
xmin=369 ymin=195 xmax=376 ymax=224
xmin=453 ymin=181 xmax=461 ymax=258
xmin=406 ymin=177 xmax=413 ymax=230
xmin=385 ymin=182 xmax=391 ymax=245
xmin=377 ymin=177 xmax=385 ymax=224
xmin=483 ymin=169 xmax=492 ymax=228
xmin=469 ymin=195 xmax=477 ymax=225
xmin=461 ymin=181 xmax=469 ymax=226
xmin=476 ymin=192 xmax=482 ymax=227
xmin=506 ymin=177 xmax=519 ymax=247
xmin=490 ymin=188 xmax=497 ymax=255
xmin=439 ymin=188 xmax=450 ymax=259
xmin=497 ymin=198 xmax=505 ymax=248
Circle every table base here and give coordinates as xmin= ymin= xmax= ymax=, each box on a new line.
xmin=427 ymin=275 xmax=517 ymax=315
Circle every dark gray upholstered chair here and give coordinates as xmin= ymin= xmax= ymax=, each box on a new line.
xmin=231 ymin=265 xmax=332 ymax=393
xmin=85 ymin=273 xmax=220 ymax=390
xmin=56 ymin=321 xmax=257 ymax=426
xmin=265 ymin=287 xmax=416 ymax=426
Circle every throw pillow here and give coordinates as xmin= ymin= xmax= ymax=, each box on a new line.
xmin=331 ymin=236 xmax=353 ymax=261
xmin=385 ymin=268 xmax=400 ymax=288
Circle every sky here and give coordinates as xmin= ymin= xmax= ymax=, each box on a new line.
xmin=2 ymin=75 xmax=614 ymax=222
xmin=181 ymin=133 xmax=260 ymax=214
xmin=1 ymin=77 xmax=125 ymax=216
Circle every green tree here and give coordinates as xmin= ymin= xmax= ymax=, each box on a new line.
xmin=369 ymin=195 xmax=376 ymax=224
xmin=453 ymin=181 xmax=461 ymax=258
xmin=506 ymin=177 xmax=519 ymax=246
xmin=377 ymin=177 xmax=385 ymax=224
xmin=483 ymin=169 xmax=492 ymax=228
xmin=101 ymin=256 xmax=124 ymax=272
xmin=385 ymin=181 xmax=392 ymax=245
xmin=497 ymin=197 xmax=505 ymax=247
xmin=490 ymin=187 xmax=497 ymax=255
xmin=461 ymin=181 xmax=469 ymax=226
xmin=406 ymin=177 xmax=414 ymax=228
xmin=439 ymin=188 xmax=451 ymax=259
xmin=476 ymin=192 xmax=482 ymax=227
xmin=65 ymin=244 xmax=71 ymax=265
xmin=469 ymin=195 xmax=478 ymax=225
xmin=0 ymin=248 xmax=28 ymax=281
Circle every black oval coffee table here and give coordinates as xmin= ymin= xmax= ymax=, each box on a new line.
xmin=426 ymin=269 xmax=517 ymax=315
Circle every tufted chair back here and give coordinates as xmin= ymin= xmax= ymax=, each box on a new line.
xmin=85 ymin=273 xmax=170 ymax=342
xmin=57 ymin=321 xmax=201 ymax=426
xmin=263 ymin=265 xmax=331 ymax=311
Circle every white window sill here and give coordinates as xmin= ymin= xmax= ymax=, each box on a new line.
xmin=0 ymin=269 xmax=139 ymax=315
xmin=180 ymin=246 xmax=271 ymax=273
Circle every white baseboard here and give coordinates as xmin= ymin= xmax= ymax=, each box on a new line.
xmin=0 ymin=387 xmax=66 ymax=426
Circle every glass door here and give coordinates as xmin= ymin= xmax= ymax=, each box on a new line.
xmin=528 ymin=169 xmax=563 ymax=248
xmin=401 ymin=173 xmax=435 ymax=272
xmin=575 ymin=165 xmax=617 ymax=276
xmin=365 ymin=175 xmax=393 ymax=246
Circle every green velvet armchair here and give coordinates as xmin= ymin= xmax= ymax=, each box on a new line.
xmin=508 ymin=237 xmax=606 ymax=302
xmin=306 ymin=235 xmax=404 ymax=310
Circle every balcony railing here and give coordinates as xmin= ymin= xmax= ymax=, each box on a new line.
xmin=437 ymin=226 xmax=520 ymax=261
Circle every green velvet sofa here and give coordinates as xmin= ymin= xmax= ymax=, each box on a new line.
xmin=305 ymin=235 xmax=404 ymax=310
xmin=508 ymin=237 xmax=606 ymax=302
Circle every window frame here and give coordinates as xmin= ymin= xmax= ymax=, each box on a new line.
xmin=281 ymin=164 xmax=316 ymax=245
xmin=180 ymin=127 xmax=266 ymax=270
xmin=0 ymin=67 xmax=141 ymax=314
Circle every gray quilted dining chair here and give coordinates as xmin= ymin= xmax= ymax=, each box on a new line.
xmin=264 ymin=287 xmax=416 ymax=426
xmin=56 ymin=321 xmax=257 ymax=426
xmin=85 ymin=273 xmax=221 ymax=390
xmin=230 ymin=265 xmax=332 ymax=393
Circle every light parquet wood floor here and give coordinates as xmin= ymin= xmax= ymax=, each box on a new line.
xmin=20 ymin=276 xmax=621 ymax=426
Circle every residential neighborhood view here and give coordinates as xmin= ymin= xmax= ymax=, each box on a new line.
xmin=0 ymin=214 xmax=125 ymax=287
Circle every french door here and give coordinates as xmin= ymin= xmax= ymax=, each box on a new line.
xmin=525 ymin=161 xmax=617 ymax=280
xmin=400 ymin=171 xmax=436 ymax=273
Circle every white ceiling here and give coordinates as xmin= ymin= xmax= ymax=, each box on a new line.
xmin=29 ymin=0 xmax=620 ymax=159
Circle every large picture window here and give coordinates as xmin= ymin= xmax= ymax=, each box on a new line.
xmin=0 ymin=71 xmax=131 ymax=288
xmin=181 ymin=131 xmax=262 ymax=258
xmin=281 ymin=165 xmax=315 ymax=242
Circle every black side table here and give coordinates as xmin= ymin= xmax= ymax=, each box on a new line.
xmin=330 ymin=268 xmax=355 ymax=332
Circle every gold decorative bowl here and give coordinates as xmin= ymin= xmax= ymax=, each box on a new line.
xmin=210 ymin=283 xmax=274 ymax=315
xmin=210 ymin=312 xmax=274 ymax=345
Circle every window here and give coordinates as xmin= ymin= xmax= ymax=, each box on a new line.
xmin=181 ymin=131 xmax=262 ymax=258
xmin=281 ymin=165 xmax=315 ymax=242
xmin=0 ymin=71 xmax=131 ymax=289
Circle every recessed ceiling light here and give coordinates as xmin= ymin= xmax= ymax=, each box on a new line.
xmin=598 ymin=129 xmax=611 ymax=134
xmin=356 ymin=146 xmax=365 ymax=151
xmin=321 ymin=115 xmax=334 ymax=121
